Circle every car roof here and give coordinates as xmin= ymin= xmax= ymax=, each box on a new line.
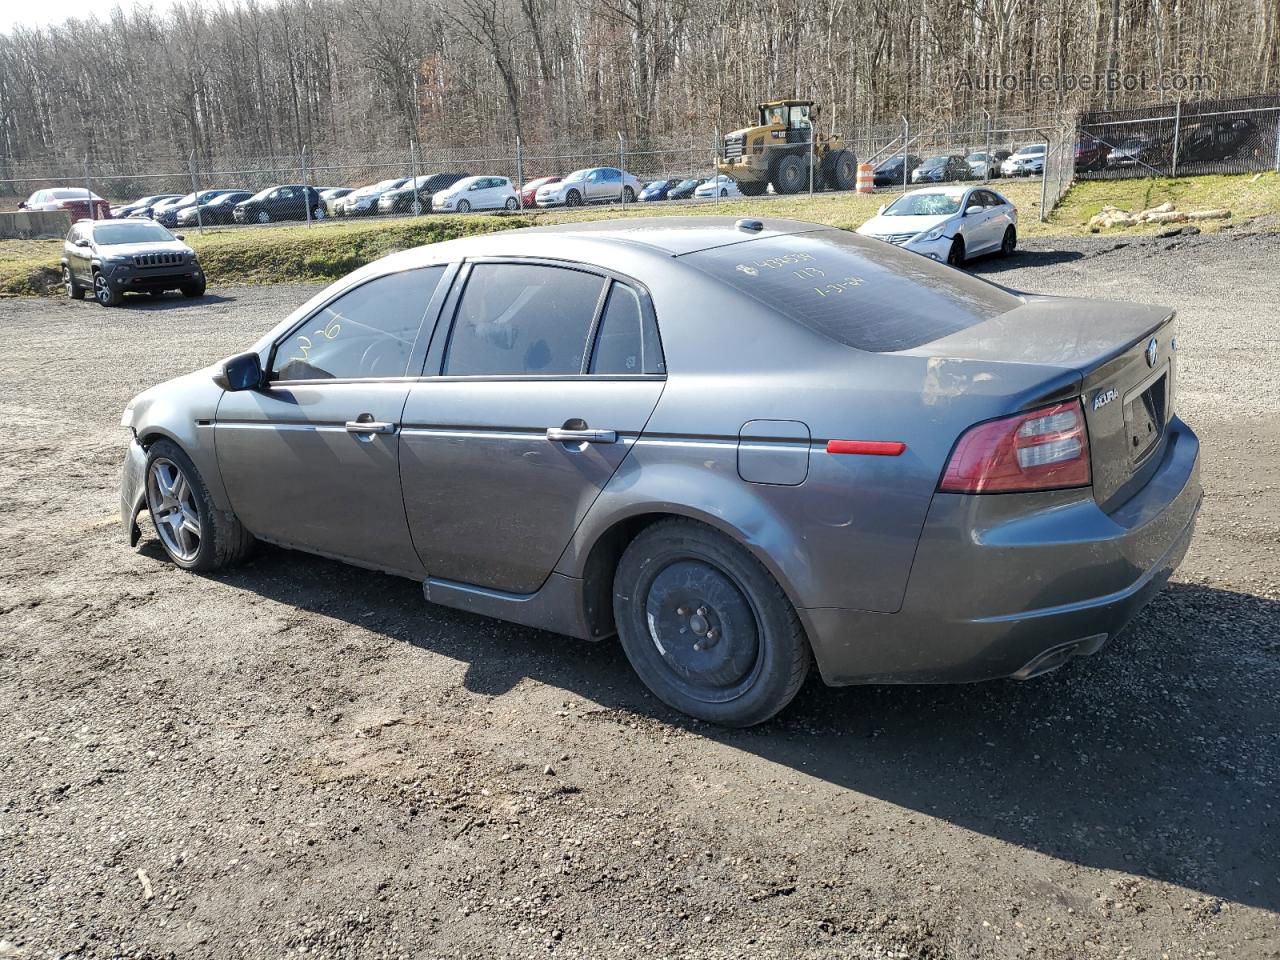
xmin=900 ymin=185 xmax=973 ymax=195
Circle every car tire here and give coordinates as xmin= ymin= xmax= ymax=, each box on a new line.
xmin=313 ymin=206 xmax=325 ymax=220
xmin=144 ymin=439 xmax=254 ymax=572
xmin=63 ymin=266 xmax=85 ymax=300
xmin=92 ymin=271 xmax=121 ymax=307
xmin=613 ymin=518 xmax=810 ymax=727
xmin=947 ymin=236 xmax=967 ymax=267
xmin=566 ymin=190 xmax=582 ymax=207
xmin=181 ymin=278 xmax=207 ymax=298
xmin=457 ymin=199 xmax=471 ymax=213
xmin=1000 ymin=226 xmax=1017 ymax=257
xmin=622 ymin=186 xmax=636 ymax=203
xmin=505 ymin=197 xmax=518 ymax=210
xmin=256 ymin=210 xmax=271 ymax=224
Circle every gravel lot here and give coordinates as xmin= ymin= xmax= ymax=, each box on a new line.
xmin=2 ymin=222 xmax=1278 ymax=959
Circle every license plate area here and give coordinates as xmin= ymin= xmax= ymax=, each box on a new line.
xmin=1124 ymin=370 xmax=1167 ymax=464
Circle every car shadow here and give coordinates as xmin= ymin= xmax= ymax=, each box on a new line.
xmin=122 ymin=293 xmax=235 ymax=309
xmin=147 ymin=538 xmax=1279 ymax=912
xmin=967 ymin=248 xmax=1086 ymax=274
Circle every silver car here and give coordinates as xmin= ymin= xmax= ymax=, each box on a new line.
xmin=121 ymin=217 xmax=1201 ymax=726
xmin=534 ymin=167 xmax=643 ymax=207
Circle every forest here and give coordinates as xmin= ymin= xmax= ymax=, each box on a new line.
xmin=0 ymin=0 xmax=1277 ymax=173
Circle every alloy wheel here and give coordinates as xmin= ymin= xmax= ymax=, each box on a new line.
xmin=93 ymin=274 xmax=112 ymax=304
xmin=146 ymin=458 xmax=202 ymax=563
xmin=63 ymin=267 xmax=74 ymax=298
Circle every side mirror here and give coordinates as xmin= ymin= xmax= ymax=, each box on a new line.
xmin=213 ymin=351 xmax=263 ymax=391
xmin=18 ymin=201 xmax=27 ymax=210
xmin=174 ymin=234 xmax=185 ymax=241
xmin=75 ymin=237 xmax=90 ymax=247
xmin=965 ymin=205 xmax=983 ymax=217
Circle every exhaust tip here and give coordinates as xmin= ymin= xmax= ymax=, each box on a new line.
xmin=1013 ymin=633 xmax=1109 ymax=680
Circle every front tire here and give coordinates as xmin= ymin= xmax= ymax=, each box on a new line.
xmin=457 ymin=199 xmax=471 ymax=213
xmin=64 ymin=266 xmax=85 ymax=300
xmin=947 ymin=236 xmax=967 ymax=266
xmin=181 ymin=278 xmax=207 ymax=298
xmin=771 ymin=153 xmax=809 ymax=194
xmin=256 ymin=210 xmax=271 ymax=224
xmin=93 ymin=272 xmax=120 ymax=307
xmin=613 ymin=519 xmax=810 ymax=727
xmin=824 ymin=149 xmax=858 ymax=190
xmin=565 ymin=189 xmax=582 ymax=207
xmin=143 ymin=439 xmax=253 ymax=572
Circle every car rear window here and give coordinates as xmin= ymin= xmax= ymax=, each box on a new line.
xmin=683 ymin=230 xmax=1021 ymax=352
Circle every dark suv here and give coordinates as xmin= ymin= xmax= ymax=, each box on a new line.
xmin=233 ymin=185 xmax=325 ymax=224
xmin=62 ymin=219 xmax=206 ymax=307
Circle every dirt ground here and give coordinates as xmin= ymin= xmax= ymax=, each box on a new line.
xmin=1 ymin=222 xmax=1278 ymax=959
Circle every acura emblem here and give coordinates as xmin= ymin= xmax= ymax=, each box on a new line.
xmin=1145 ymin=337 xmax=1158 ymax=368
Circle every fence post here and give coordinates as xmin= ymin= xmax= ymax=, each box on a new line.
xmin=617 ymin=132 xmax=626 ymax=208
xmin=1171 ymin=100 xmax=1182 ymax=178
xmin=302 ymin=146 xmax=311 ymax=226
xmin=983 ymin=109 xmax=993 ymax=183
xmin=900 ymin=115 xmax=909 ymax=192
xmin=188 ymin=149 xmax=203 ymax=235
xmin=1273 ymin=109 xmax=1280 ymax=173
xmin=513 ymin=136 xmax=523 ymax=211
xmin=808 ymin=124 xmax=815 ymax=197
xmin=409 ymin=139 xmax=420 ymax=216
xmin=1040 ymin=136 xmax=1051 ymax=223
xmin=83 ymin=155 xmax=94 ymax=221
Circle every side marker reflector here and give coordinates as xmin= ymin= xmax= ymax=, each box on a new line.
xmin=826 ymin=440 xmax=906 ymax=456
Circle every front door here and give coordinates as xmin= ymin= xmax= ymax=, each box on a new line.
xmin=400 ymin=261 xmax=665 ymax=594
xmin=214 ymin=264 xmax=451 ymax=575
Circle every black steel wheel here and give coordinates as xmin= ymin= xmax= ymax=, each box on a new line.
xmin=1000 ymin=226 xmax=1017 ymax=257
xmin=613 ymin=519 xmax=810 ymax=727
xmin=947 ymin=236 xmax=966 ymax=266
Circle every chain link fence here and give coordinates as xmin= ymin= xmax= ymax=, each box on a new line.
xmin=2 ymin=94 xmax=1276 ymax=234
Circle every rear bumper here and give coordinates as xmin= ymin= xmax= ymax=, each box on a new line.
xmin=803 ymin=418 xmax=1202 ymax=685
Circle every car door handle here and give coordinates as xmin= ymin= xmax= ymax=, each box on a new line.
xmin=345 ymin=419 xmax=396 ymax=435
xmin=546 ymin=427 xmax=617 ymax=444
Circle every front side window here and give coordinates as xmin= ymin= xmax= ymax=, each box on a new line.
xmin=444 ymin=263 xmax=605 ymax=376
xmin=273 ymin=266 xmax=445 ymax=381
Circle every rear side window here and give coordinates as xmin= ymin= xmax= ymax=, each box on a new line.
xmin=683 ymin=230 xmax=1021 ymax=352
xmin=273 ymin=266 xmax=445 ymax=380
xmin=444 ymin=263 xmax=605 ymax=376
xmin=590 ymin=282 xmax=663 ymax=374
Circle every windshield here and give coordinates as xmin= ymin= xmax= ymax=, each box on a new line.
xmin=208 ymin=193 xmax=241 ymax=206
xmin=882 ymin=192 xmax=964 ymax=216
xmin=675 ymin=179 xmax=697 ymax=190
xmin=966 ymin=153 xmax=988 ymax=162
xmin=564 ymin=169 xmax=590 ymax=181
xmin=1017 ymin=145 xmax=1046 ymax=155
xmin=92 ymin=222 xmax=176 ymax=245
xmin=919 ymin=156 xmax=948 ymax=169
xmin=51 ymin=189 xmax=95 ymax=199
xmin=684 ymin=230 xmax=1019 ymax=353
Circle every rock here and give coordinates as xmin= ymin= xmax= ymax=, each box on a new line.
xmin=1188 ymin=208 xmax=1231 ymax=221
xmin=543 ymin=764 xmax=555 ymax=776
xmin=1144 ymin=211 xmax=1188 ymax=225
xmin=1147 ymin=201 xmax=1175 ymax=215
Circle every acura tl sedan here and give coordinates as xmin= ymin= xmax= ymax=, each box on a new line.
xmin=534 ymin=167 xmax=643 ymax=207
xmin=120 ymin=217 xmax=1201 ymax=727
xmin=856 ymin=186 xmax=1017 ymax=265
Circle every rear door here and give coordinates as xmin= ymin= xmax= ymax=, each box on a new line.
xmin=399 ymin=260 xmax=665 ymax=594
xmin=215 ymin=264 xmax=453 ymax=575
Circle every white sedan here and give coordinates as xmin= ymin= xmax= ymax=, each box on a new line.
xmin=694 ymin=175 xmax=743 ymax=199
xmin=854 ymin=185 xmax=1017 ymax=266
xmin=432 ymin=176 xmax=520 ymax=213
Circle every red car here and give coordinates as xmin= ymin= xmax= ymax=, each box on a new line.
xmin=519 ymin=176 xmax=561 ymax=208
xmin=19 ymin=188 xmax=112 ymax=221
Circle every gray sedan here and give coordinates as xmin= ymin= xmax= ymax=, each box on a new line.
xmin=120 ymin=217 xmax=1201 ymax=726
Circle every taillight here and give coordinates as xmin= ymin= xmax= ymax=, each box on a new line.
xmin=940 ymin=400 xmax=1090 ymax=493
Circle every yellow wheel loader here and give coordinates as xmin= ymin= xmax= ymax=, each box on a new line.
xmin=716 ymin=100 xmax=858 ymax=195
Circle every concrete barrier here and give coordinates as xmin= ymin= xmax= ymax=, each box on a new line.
xmin=0 ymin=210 xmax=72 ymax=240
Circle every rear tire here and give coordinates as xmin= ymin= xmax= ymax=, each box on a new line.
xmin=505 ymin=197 xmax=518 ymax=210
xmin=63 ymin=266 xmax=85 ymax=300
xmin=1000 ymin=226 xmax=1017 ymax=257
xmin=823 ymin=149 xmax=858 ymax=190
xmin=613 ymin=519 xmax=810 ymax=727
xmin=143 ymin=439 xmax=254 ymax=572
xmin=771 ymin=153 xmax=809 ymax=195
xmin=622 ymin=186 xmax=636 ymax=203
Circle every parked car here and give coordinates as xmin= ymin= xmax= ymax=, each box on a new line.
xmin=62 ymin=217 xmax=204 ymax=307
xmin=965 ymin=152 xmax=1006 ymax=179
xmin=1074 ymin=136 xmax=1111 ymax=173
xmin=378 ymin=173 xmax=471 ymax=215
xmin=639 ymin=179 xmax=682 ymax=202
xmin=1178 ymin=119 xmax=1255 ymax=163
xmin=320 ymin=188 xmax=353 ymax=217
xmin=694 ymin=175 xmax=743 ymax=199
xmin=856 ymin=185 xmax=1017 ymax=266
xmin=534 ymin=167 xmax=642 ymax=207
xmin=519 ymin=176 xmax=561 ymax=208
xmin=19 ymin=188 xmax=110 ymax=221
xmin=873 ymin=154 xmax=922 ymax=186
xmin=665 ymin=177 xmax=706 ymax=200
xmin=176 ymin=191 xmax=253 ymax=227
xmin=233 ymin=185 xmax=326 ymax=224
xmin=112 ymin=194 xmax=181 ymax=219
xmin=1001 ymin=144 xmax=1047 ymax=176
xmin=143 ymin=196 xmax=186 ymax=222
xmin=336 ymin=178 xmax=410 ymax=217
xmin=432 ymin=176 xmax=519 ymax=213
xmin=911 ymin=155 xmax=974 ymax=184
xmin=154 ymin=189 xmax=242 ymax=227
xmin=1106 ymin=135 xmax=1165 ymax=169
xmin=119 ymin=216 xmax=1201 ymax=727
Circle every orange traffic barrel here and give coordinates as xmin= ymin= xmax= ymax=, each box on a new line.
xmin=856 ymin=163 xmax=874 ymax=193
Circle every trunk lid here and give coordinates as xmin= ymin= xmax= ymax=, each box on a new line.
xmin=904 ymin=295 xmax=1177 ymax=507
